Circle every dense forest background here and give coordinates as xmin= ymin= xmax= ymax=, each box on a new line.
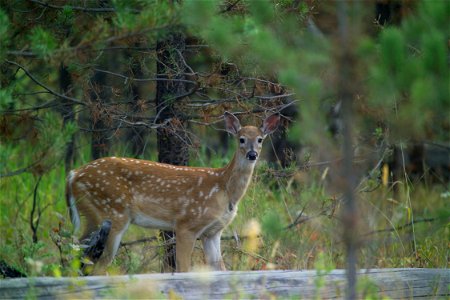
xmin=0 ymin=0 xmax=448 ymax=293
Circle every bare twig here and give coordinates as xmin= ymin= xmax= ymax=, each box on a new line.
xmin=93 ymin=68 xmax=198 ymax=85
xmin=362 ymin=218 xmax=440 ymax=237
xmin=5 ymin=60 xmax=85 ymax=106
xmin=28 ymin=0 xmax=121 ymax=13
xmin=30 ymin=176 xmax=43 ymax=244
xmin=254 ymin=93 xmax=295 ymax=100
xmin=0 ymin=165 xmax=35 ymax=178
xmin=120 ymin=237 xmax=160 ymax=247
xmin=220 ymin=0 xmax=242 ymax=13
xmin=0 ymin=98 xmax=60 ymax=114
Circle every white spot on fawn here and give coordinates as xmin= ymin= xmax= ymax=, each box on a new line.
xmin=77 ymin=182 xmax=87 ymax=191
xmin=207 ymin=184 xmax=220 ymax=199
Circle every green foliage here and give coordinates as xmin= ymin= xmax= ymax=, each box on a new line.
xmin=0 ymin=87 xmax=13 ymax=109
xmin=0 ymin=8 xmax=8 ymax=38
xmin=182 ymin=0 xmax=216 ymax=29
xmin=113 ymin=0 xmax=175 ymax=32
xmin=186 ymin=0 xmax=330 ymax=145
xmin=113 ymin=0 xmax=144 ymax=30
xmin=379 ymin=28 xmax=405 ymax=77
xmin=32 ymin=114 xmax=76 ymax=174
xmin=29 ymin=27 xmax=58 ymax=58
xmin=56 ymin=6 xmax=75 ymax=27
xmin=314 ymin=252 xmax=335 ymax=298
xmin=0 ymin=8 xmax=9 ymax=59
xmin=368 ymin=0 xmax=449 ymax=141
xmin=357 ymin=276 xmax=384 ymax=300
xmin=248 ymin=1 xmax=275 ymax=25
xmin=261 ymin=211 xmax=284 ymax=240
xmin=0 ymin=111 xmax=76 ymax=177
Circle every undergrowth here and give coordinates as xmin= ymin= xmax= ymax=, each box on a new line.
xmin=0 ymin=141 xmax=448 ymax=278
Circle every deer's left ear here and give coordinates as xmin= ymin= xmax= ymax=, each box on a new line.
xmin=261 ymin=114 xmax=280 ymax=137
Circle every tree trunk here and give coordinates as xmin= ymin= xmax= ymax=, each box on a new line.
xmin=58 ymin=64 xmax=75 ymax=172
xmin=155 ymin=31 xmax=189 ymax=272
xmin=336 ymin=2 xmax=359 ymax=299
xmin=126 ymin=50 xmax=147 ymax=158
xmin=267 ymin=104 xmax=298 ymax=168
xmin=90 ymin=70 xmax=111 ymax=160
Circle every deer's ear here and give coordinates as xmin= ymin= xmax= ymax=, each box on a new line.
xmin=261 ymin=114 xmax=280 ymax=137
xmin=224 ymin=112 xmax=241 ymax=136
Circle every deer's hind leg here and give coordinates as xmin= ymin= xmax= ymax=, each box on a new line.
xmin=76 ymin=200 xmax=104 ymax=242
xmin=90 ymin=218 xmax=130 ymax=275
xmin=76 ymin=195 xmax=130 ymax=275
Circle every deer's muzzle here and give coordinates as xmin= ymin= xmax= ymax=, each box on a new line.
xmin=246 ymin=150 xmax=258 ymax=161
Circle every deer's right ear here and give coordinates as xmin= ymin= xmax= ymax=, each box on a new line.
xmin=224 ymin=111 xmax=241 ymax=136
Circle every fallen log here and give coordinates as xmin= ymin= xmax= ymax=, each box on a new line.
xmin=0 ymin=268 xmax=448 ymax=299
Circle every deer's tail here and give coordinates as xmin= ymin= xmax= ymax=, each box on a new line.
xmin=66 ymin=170 xmax=80 ymax=232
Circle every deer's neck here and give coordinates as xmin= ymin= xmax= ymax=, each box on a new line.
xmin=223 ymin=153 xmax=256 ymax=205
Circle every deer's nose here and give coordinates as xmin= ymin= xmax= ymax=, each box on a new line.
xmin=246 ymin=150 xmax=258 ymax=161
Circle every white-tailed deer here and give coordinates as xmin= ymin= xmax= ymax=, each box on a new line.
xmin=66 ymin=112 xmax=280 ymax=273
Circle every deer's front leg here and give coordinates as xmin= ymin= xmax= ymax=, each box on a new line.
xmin=202 ymin=230 xmax=226 ymax=271
xmin=175 ymin=229 xmax=196 ymax=272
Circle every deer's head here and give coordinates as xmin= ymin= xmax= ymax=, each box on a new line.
xmin=224 ymin=112 xmax=280 ymax=162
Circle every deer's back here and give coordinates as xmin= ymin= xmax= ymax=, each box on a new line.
xmin=68 ymin=157 xmax=232 ymax=233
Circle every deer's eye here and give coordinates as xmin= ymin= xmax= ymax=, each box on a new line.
xmin=257 ymin=138 xmax=263 ymax=144
xmin=239 ymin=137 xmax=245 ymax=144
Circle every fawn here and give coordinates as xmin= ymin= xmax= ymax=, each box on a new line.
xmin=66 ymin=112 xmax=280 ymax=273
